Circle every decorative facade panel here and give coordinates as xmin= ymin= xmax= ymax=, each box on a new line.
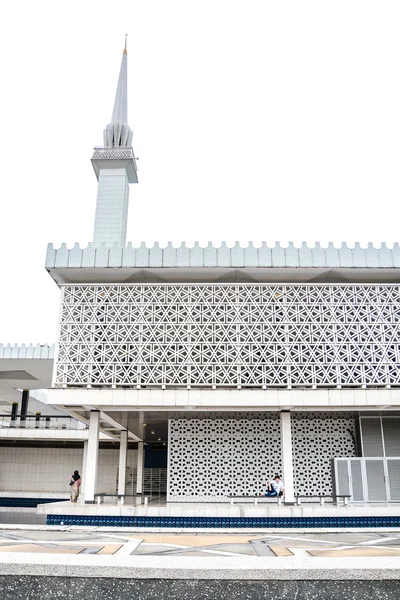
xmin=291 ymin=413 xmax=357 ymax=495
xmin=168 ymin=417 xmax=282 ymax=501
xmin=55 ymin=284 xmax=400 ymax=387
xmin=168 ymin=414 xmax=357 ymax=500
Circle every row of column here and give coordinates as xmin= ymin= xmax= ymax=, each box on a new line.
xmin=82 ymin=411 xmax=144 ymax=503
xmin=81 ymin=410 xmax=295 ymax=503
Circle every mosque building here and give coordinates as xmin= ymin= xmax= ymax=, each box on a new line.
xmin=2 ymin=42 xmax=400 ymax=524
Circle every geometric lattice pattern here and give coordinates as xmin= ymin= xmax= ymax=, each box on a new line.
xmin=55 ymin=284 xmax=400 ymax=387
xmin=168 ymin=417 xmax=282 ymax=501
xmin=291 ymin=412 xmax=357 ymax=496
xmin=168 ymin=414 xmax=356 ymax=500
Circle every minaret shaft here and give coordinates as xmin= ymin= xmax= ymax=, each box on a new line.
xmin=93 ymin=169 xmax=129 ymax=248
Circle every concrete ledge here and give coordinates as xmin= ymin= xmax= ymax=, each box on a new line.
xmin=1 ymin=554 xmax=400 ymax=580
xmin=47 ymin=386 xmax=400 ymax=410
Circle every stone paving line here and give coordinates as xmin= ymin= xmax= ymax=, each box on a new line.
xmin=1 ymin=528 xmax=400 ymax=558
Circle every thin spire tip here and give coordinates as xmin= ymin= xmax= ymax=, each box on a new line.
xmin=123 ymin=33 xmax=128 ymax=55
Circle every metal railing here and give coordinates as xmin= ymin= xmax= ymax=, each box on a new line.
xmin=117 ymin=467 xmax=167 ymax=495
xmin=0 ymin=415 xmax=86 ymax=430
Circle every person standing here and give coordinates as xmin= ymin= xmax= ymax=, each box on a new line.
xmin=69 ymin=470 xmax=82 ymax=503
xmin=265 ymin=474 xmax=284 ymax=497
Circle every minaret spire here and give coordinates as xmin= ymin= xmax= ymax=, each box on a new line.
xmin=103 ymin=37 xmax=133 ymax=148
xmin=91 ymin=40 xmax=138 ymax=248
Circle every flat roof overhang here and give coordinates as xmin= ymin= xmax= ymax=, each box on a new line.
xmin=46 ymin=266 xmax=400 ymax=286
xmin=0 ymin=345 xmax=54 ymax=407
xmin=45 ymin=241 xmax=400 ymax=287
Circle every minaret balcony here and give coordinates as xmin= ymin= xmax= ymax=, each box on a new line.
xmin=91 ymin=146 xmax=138 ymax=183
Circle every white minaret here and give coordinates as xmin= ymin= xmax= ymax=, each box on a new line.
xmin=91 ymin=38 xmax=138 ymax=248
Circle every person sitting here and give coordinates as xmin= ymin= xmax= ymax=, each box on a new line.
xmin=265 ymin=474 xmax=284 ymax=497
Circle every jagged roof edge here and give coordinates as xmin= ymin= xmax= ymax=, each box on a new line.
xmin=45 ymin=242 xmax=400 ymax=269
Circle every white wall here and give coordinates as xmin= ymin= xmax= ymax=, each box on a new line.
xmin=0 ymin=446 xmax=137 ymax=495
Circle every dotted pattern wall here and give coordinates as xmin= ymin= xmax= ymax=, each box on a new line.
xmin=168 ymin=414 xmax=357 ymax=500
xmin=168 ymin=417 xmax=282 ymax=501
xmin=291 ymin=412 xmax=357 ymax=496
xmin=55 ymin=284 xmax=400 ymax=387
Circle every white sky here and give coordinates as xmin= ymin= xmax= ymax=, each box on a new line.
xmin=1 ymin=1 xmax=400 ymax=343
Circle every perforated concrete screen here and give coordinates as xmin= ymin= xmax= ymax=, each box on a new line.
xmin=55 ymin=284 xmax=400 ymax=387
xmin=168 ymin=414 xmax=356 ymax=500
xmin=291 ymin=413 xmax=356 ymax=496
xmin=168 ymin=417 xmax=282 ymax=501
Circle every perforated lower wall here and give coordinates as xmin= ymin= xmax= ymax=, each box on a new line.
xmin=168 ymin=414 xmax=357 ymax=500
xmin=168 ymin=417 xmax=282 ymax=501
xmin=291 ymin=413 xmax=357 ymax=495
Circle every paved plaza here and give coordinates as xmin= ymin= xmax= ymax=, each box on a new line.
xmin=1 ymin=527 xmax=400 ymax=558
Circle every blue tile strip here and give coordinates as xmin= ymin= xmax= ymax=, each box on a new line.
xmin=46 ymin=515 xmax=400 ymax=528
xmin=0 ymin=498 xmax=65 ymax=509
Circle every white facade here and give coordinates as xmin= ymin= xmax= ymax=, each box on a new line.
xmin=55 ymin=283 xmax=400 ymax=388
xmin=167 ymin=413 xmax=356 ymax=501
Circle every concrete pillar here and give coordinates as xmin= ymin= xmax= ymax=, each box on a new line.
xmin=280 ymin=411 xmax=295 ymax=504
xmin=20 ymin=390 xmax=29 ymax=424
xmin=118 ymin=430 xmax=128 ymax=495
xmin=10 ymin=403 xmax=18 ymax=427
xmin=84 ymin=411 xmax=100 ymax=503
xmin=80 ymin=440 xmax=88 ymax=497
xmin=136 ymin=442 xmax=144 ymax=494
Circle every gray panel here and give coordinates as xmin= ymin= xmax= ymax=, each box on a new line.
xmin=387 ymin=460 xmax=400 ymax=501
xmin=336 ymin=461 xmax=350 ymax=496
xmin=365 ymin=460 xmax=387 ymax=501
xmin=382 ymin=419 xmax=400 ymax=457
xmin=350 ymin=459 xmax=364 ymax=501
xmin=361 ymin=418 xmax=384 ymax=457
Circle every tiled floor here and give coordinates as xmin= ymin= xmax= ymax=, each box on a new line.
xmin=1 ymin=528 xmax=400 ymax=558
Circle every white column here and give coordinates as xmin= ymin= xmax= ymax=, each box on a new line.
xmin=280 ymin=411 xmax=295 ymax=503
xmin=136 ymin=442 xmax=144 ymax=494
xmin=84 ymin=411 xmax=100 ymax=503
xmin=118 ymin=430 xmax=128 ymax=495
xmin=80 ymin=440 xmax=88 ymax=497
